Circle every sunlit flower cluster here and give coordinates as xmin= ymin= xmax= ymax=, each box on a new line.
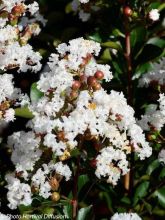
xmin=0 ymin=0 xmax=44 ymax=72
xmin=5 ymin=38 xmax=152 ymax=209
xmin=0 ymin=74 xmax=29 ymax=123
xmin=138 ymin=58 xmax=165 ymax=88
xmin=111 ymin=213 xmax=142 ymax=220
xmin=71 ymin=0 xmax=100 ymax=22
xmin=138 ymin=93 xmax=165 ymax=131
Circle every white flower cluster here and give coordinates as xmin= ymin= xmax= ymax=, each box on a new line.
xmin=71 ymin=0 xmax=100 ymax=22
xmin=149 ymin=9 xmax=160 ymax=21
xmin=32 ymin=162 xmax=72 ymax=199
xmin=5 ymin=174 xmax=32 ymax=210
xmin=0 ymin=212 xmax=11 ymax=220
xmin=0 ymin=74 xmax=29 ymax=123
xmin=138 ymin=93 xmax=165 ymax=131
xmin=158 ymin=149 xmax=165 ymax=165
xmin=79 ymin=0 xmax=90 ymax=3
xmin=138 ymin=58 xmax=165 ymax=87
xmin=6 ymin=38 xmax=151 ymax=208
xmin=111 ymin=213 xmax=142 ymax=220
xmin=8 ymin=131 xmax=42 ymax=179
xmin=0 ymin=0 xmax=42 ymax=72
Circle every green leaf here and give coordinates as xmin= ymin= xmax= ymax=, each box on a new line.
xmin=63 ymin=203 xmax=72 ymax=219
xmin=146 ymin=159 xmax=160 ymax=175
xmin=154 ymin=187 xmax=165 ymax=208
xmin=101 ymin=192 xmax=113 ymax=210
xmin=121 ymin=196 xmax=131 ymax=205
xmin=19 ymin=204 xmax=32 ymax=215
xmin=133 ymin=181 xmax=150 ymax=206
xmin=101 ymin=41 xmax=122 ymax=51
xmin=65 ymin=3 xmax=72 ymax=14
xmin=159 ymin=167 xmax=165 ymax=180
xmin=153 ymin=206 xmax=165 ymax=216
xmin=78 ymin=175 xmax=90 ymax=193
xmin=142 ymin=199 xmax=152 ymax=214
xmin=147 ymin=37 xmax=165 ymax=49
xmin=134 ymin=62 xmax=153 ymax=77
xmin=130 ymin=26 xmax=146 ymax=48
xmin=100 ymin=48 xmax=111 ymax=61
xmin=148 ymin=2 xmax=161 ymax=11
xmin=77 ymin=205 xmax=93 ymax=220
xmin=30 ymin=82 xmax=44 ymax=103
xmin=15 ymin=107 xmax=34 ymax=119
xmin=112 ymin=61 xmax=123 ymax=74
xmin=112 ymin=28 xmax=125 ymax=38
xmin=88 ymin=33 xmax=102 ymax=43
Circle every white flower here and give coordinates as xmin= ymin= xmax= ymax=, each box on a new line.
xmin=111 ymin=213 xmax=142 ymax=220
xmin=95 ymin=147 xmax=129 ymax=185
xmin=158 ymin=149 xmax=165 ymax=165
xmin=0 ymin=42 xmax=42 ymax=72
xmin=138 ymin=94 xmax=165 ymax=131
xmin=27 ymin=2 xmax=39 ymax=15
xmin=149 ymin=9 xmax=160 ymax=21
xmin=79 ymin=10 xmax=91 ymax=22
xmin=5 ymin=174 xmax=32 ymax=210
xmin=79 ymin=0 xmax=89 ymax=3
xmin=8 ymin=131 xmax=42 ymax=172
xmin=0 ymin=213 xmax=11 ymax=220
xmin=53 ymin=162 xmax=72 ymax=181
xmin=4 ymin=108 xmax=15 ymax=122
xmin=0 ymin=74 xmax=14 ymax=103
xmin=138 ymin=58 xmax=165 ymax=87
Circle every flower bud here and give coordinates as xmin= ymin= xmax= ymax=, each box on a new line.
xmin=87 ymin=76 xmax=97 ymax=87
xmin=51 ymin=192 xmax=60 ymax=202
xmin=72 ymin=80 xmax=81 ymax=90
xmin=94 ymin=71 xmax=104 ymax=80
xmin=123 ymin=6 xmax=133 ymax=17
xmin=49 ymin=177 xmax=59 ymax=191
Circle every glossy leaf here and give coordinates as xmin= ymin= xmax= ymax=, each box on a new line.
xmin=133 ymin=181 xmax=150 ymax=206
xmin=78 ymin=175 xmax=90 ymax=193
xmin=154 ymin=187 xmax=165 ymax=208
xmin=77 ymin=205 xmax=93 ymax=220
xmin=146 ymin=159 xmax=160 ymax=175
xmin=15 ymin=107 xmax=34 ymax=119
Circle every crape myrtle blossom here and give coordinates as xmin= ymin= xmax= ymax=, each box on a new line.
xmin=71 ymin=0 xmax=100 ymax=22
xmin=138 ymin=58 xmax=165 ymax=87
xmin=0 ymin=212 xmax=11 ymax=220
xmin=0 ymin=74 xmax=29 ymax=123
xmin=0 ymin=0 xmax=43 ymax=72
xmin=138 ymin=93 xmax=165 ymax=131
xmin=6 ymin=38 xmax=151 ymax=209
xmin=111 ymin=213 xmax=142 ymax=220
xmin=158 ymin=149 xmax=165 ymax=165
xmin=79 ymin=0 xmax=90 ymax=3
xmin=148 ymin=9 xmax=160 ymax=21
xmin=5 ymin=174 xmax=32 ymax=210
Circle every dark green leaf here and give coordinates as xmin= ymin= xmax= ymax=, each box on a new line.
xmin=130 ymin=26 xmax=146 ymax=48
xmin=133 ymin=181 xmax=150 ymax=206
xmin=88 ymin=33 xmax=102 ymax=43
xmin=77 ymin=205 xmax=93 ymax=220
xmin=78 ymin=175 xmax=90 ymax=193
xmin=154 ymin=187 xmax=165 ymax=208
xmin=147 ymin=37 xmax=165 ymax=49
xmin=121 ymin=196 xmax=131 ymax=205
xmin=159 ymin=168 xmax=165 ymax=180
xmin=146 ymin=159 xmax=160 ymax=175
xmin=134 ymin=62 xmax=153 ymax=77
